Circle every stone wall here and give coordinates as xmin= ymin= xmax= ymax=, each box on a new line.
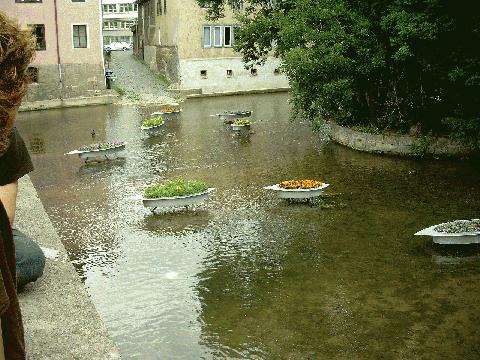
xmin=141 ymin=45 xmax=180 ymax=83
xmin=25 ymin=64 xmax=107 ymax=102
xmin=329 ymin=122 xmax=470 ymax=156
xmin=156 ymin=46 xmax=180 ymax=84
xmin=179 ymin=57 xmax=289 ymax=94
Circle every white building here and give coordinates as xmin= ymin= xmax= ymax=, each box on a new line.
xmin=134 ymin=0 xmax=289 ymax=96
xmin=102 ymin=0 xmax=137 ymax=45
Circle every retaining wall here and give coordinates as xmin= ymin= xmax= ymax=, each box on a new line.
xmin=329 ymin=122 xmax=470 ymax=156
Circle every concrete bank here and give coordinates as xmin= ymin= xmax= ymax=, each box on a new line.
xmin=15 ymin=176 xmax=120 ymax=359
xmin=184 ymin=87 xmax=290 ymax=98
xmin=19 ymin=94 xmax=117 ymax=112
xmin=329 ymin=122 xmax=470 ymax=157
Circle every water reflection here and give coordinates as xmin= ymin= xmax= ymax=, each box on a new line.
xmin=15 ymin=93 xmax=480 ymax=359
xmin=142 ymin=209 xmax=213 ymax=235
xmin=78 ymin=158 xmax=126 ymax=175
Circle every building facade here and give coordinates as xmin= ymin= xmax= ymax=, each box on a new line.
xmin=102 ymin=0 xmax=137 ymax=45
xmin=1 ymin=0 xmax=106 ymax=103
xmin=134 ymin=0 xmax=289 ymax=95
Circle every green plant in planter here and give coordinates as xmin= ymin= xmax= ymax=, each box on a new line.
xmin=144 ymin=179 xmax=208 ymax=198
xmin=78 ymin=141 xmax=125 ymax=152
xmin=233 ymin=118 xmax=251 ymax=126
xmin=142 ymin=117 xmax=164 ymax=128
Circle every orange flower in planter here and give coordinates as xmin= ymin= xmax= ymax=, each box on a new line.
xmin=160 ymin=107 xmax=178 ymax=113
xmin=279 ymin=180 xmax=324 ymax=189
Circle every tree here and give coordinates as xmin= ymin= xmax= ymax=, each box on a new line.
xmin=197 ymin=0 xmax=480 ymax=148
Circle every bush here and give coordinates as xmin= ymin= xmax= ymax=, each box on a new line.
xmin=144 ymin=180 xmax=208 ymax=198
xmin=142 ymin=117 xmax=164 ymax=127
xmin=198 ymin=0 xmax=480 ymax=147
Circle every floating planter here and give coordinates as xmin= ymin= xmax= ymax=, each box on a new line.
xmin=231 ymin=118 xmax=251 ymax=131
xmin=142 ymin=179 xmax=215 ymax=212
xmin=415 ymin=219 xmax=480 ymax=244
xmin=216 ymin=110 xmax=252 ymax=123
xmin=65 ymin=141 xmax=126 ymax=161
xmin=141 ymin=116 xmax=165 ymax=133
xmin=264 ymin=179 xmax=330 ymax=200
xmin=151 ymin=107 xmax=181 ymax=117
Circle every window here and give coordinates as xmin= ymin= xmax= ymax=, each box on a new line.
xmin=223 ymin=26 xmax=232 ymax=47
xmin=203 ymin=24 xmax=237 ymax=48
xmin=203 ymin=26 xmax=211 ymax=48
xmin=28 ymin=24 xmax=46 ymax=51
xmin=164 ymin=0 xmax=167 ymax=14
xmin=119 ymin=21 xmax=134 ymax=30
xmin=213 ymin=26 xmax=222 ymax=47
xmin=156 ymin=0 xmax=162 ymax=15
xmin=27 ymin=67 xmax=39 ymax=83
xmin=15 ymin=0 xmax=42 ymax=3
xmin=103 ymin=4 xmax=117 ymax=13
xmin=72 ymin=0 xmax=85 ymax=2
xmin=73 ymin=25 xmax=88 ymax=48
xmin=226 ymin=69 xmax=233 ymax=77
xmin=119 ymin=3 xmax=134 ymax=12
xmin=274 ymin=68 xmax=281 ymax=75
xmin=200 ymin=70 xmax=207 ymax=78
xmin=250 ymin=68 xmax=258 ymax=76
xmin=134 ymin=3 xmax=138 ymax=11
xmin=103 ymin=21 xmax=118 ymax=30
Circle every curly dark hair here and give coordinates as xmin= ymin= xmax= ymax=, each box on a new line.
xmin=0 ymin=11 xmax=36 ymax=154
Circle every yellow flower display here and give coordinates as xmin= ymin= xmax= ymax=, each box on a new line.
xmin=278 ymin=179 xmax=324 ymax=189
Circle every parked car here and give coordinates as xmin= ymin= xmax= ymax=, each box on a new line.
xmin=104 ymin=42 xmax=131 ymax=51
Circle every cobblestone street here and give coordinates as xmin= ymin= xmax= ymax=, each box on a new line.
xmin=107 ymin=50 xmax=178 ymax=105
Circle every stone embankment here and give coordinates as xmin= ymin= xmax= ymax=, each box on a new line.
xmin=16 ymin=177 xmax=120 ymax=359
xmin=328 ymin=122 xmax=470 ymax=157
xmin=107 ymin=50 xmax=179 ymax=106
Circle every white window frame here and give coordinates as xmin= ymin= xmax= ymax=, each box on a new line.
xmin=72 ymin=23 xmax=89 ymax=49
xmin=103 ymin=4 xmax=117 ymax=13
xmin=213 ymin=25 xmax=222 ymax=47
xmin=203 ymin=25 xmax=212 ymax=48
xmin=223 ymin=25 xmax=232 ymax=47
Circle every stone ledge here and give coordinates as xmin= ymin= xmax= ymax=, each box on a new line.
xmin=19 ymin=94 xmax=117 ymax=112
xmin=328 ymin=122 xmax=470 ymax=157
xmin=185 ymin=87 xmax=290 ymax=98
xmin=16 ymin=176 xmax=121 ymax=359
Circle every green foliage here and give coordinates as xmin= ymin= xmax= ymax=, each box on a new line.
xmin=111 ymin=83 xmax=126 ymax=97
xmin=142 ymin=116 xmax=164 ymax=127
xmin=144 ymin=180 xmax=209 ymax=198
xmin=233 ymin=118 xmax=251 ymax=125
xmin=197 ymin=0 xmax=480 ymax=147
xmin=442 ymin=117 xmax=480 ymax=149
xmin=410 ymin=131 xmax=433 ymax=158
xmin=156 ymin=72 xmax=170 ymax=85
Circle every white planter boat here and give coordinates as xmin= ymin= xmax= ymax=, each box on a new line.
xmin=217 ymin=111 xmax=252 ymax=123
xmin=141 ymin=123 xmax=164 ymax=133
xmin=415 ymin=219 xmax=480 ymax=244
xmin=65 ymin=143 xmax=126 ymax=161
xmin=264 ymin=183 xmax=330 ymax=199
xmin=142 ymin=188 xmax=215 ymax=211
xmin=151 ymin=109 xmax=181 ymax=117
xmin=231 ymin=123 xmax=251 ymax=131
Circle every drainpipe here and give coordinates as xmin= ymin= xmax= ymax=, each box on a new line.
xmin=53 ymin=0 xmax=63 ymax=100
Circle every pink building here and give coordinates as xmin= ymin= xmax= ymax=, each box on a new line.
xmin=1 ymin=0 xmax=107 ymax=103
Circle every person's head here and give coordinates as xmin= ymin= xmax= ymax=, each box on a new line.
xmin=0 ymin=11 xmax=36 ymax=154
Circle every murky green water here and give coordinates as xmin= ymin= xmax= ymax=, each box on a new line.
xmin=17 ymin=93 xmax=480 ymax=359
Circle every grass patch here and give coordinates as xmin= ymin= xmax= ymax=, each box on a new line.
xmin=142 ymin=117 xmax=164 ymax=127
xmin=126 ymin=91 xmax=140 ymax=101
xmin=111 ymin=83 xmax=126 ymax=97
xmin=144 ymin=179 xmax=208 ymax=198
xmin=156 ymin=72 xmax=170 ymax=85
